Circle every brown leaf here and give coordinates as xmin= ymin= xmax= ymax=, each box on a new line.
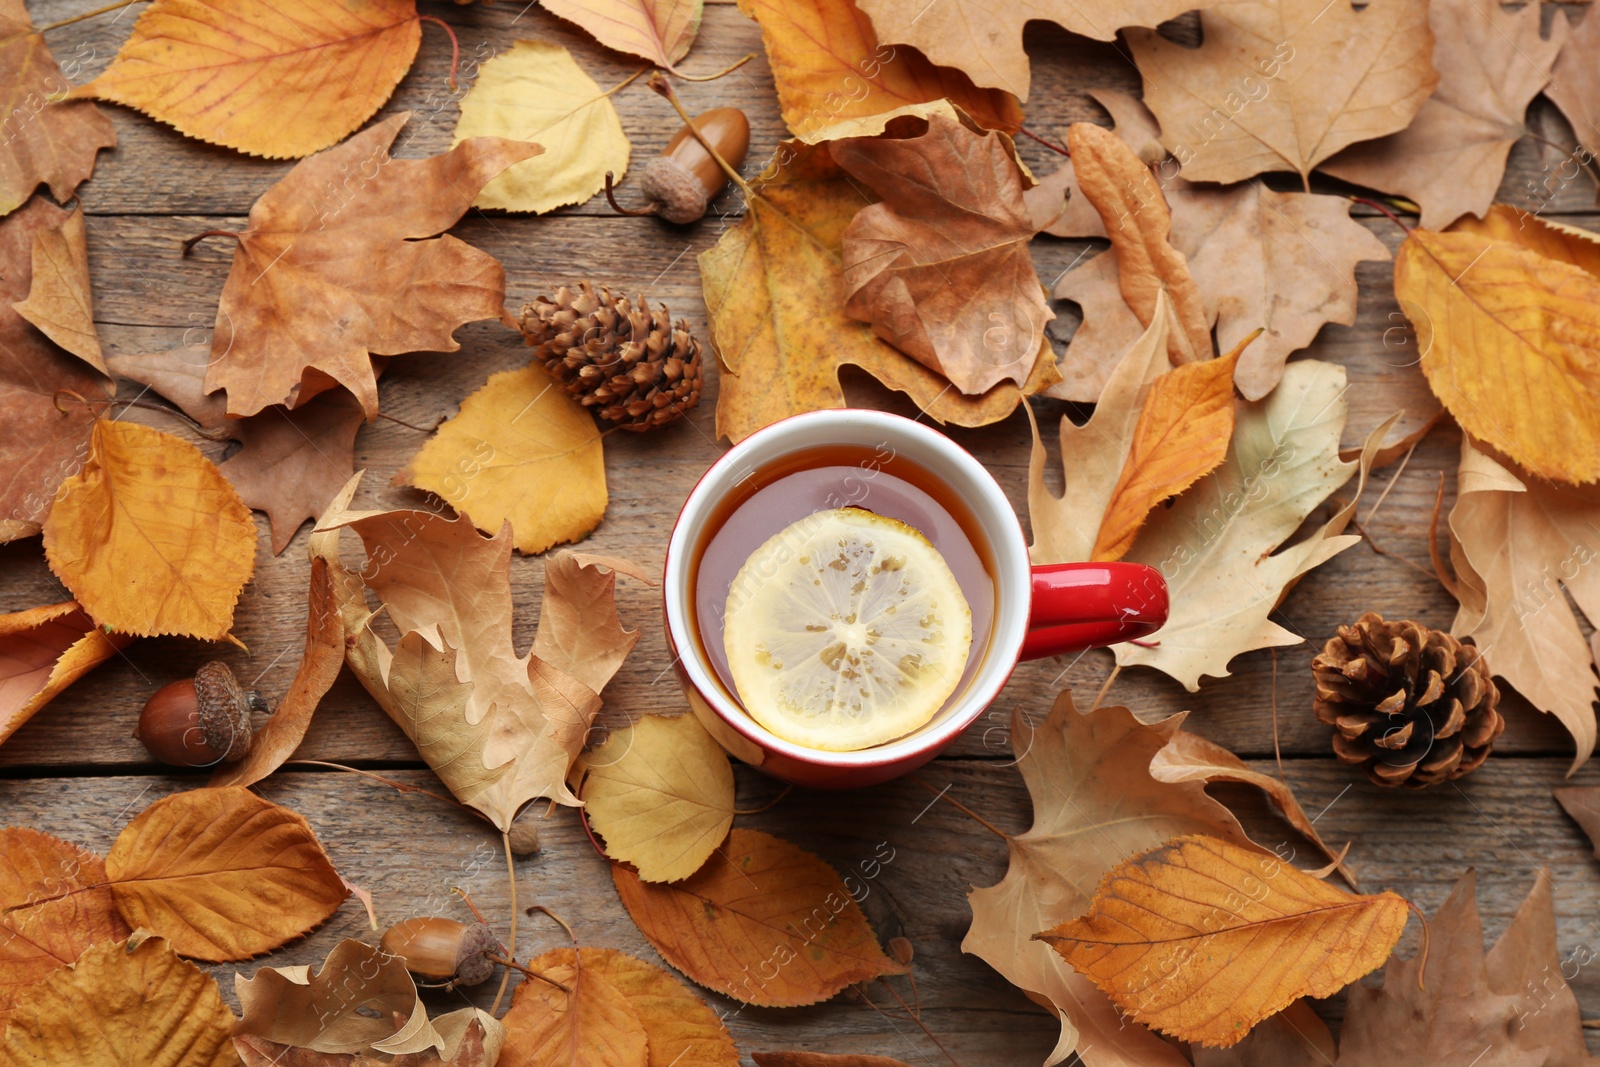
xmin=753 ymin=1055 xmax=913 ymax=1067
xmin=1321 ymin=0 xmax=1565 ymax=230
xmin=0 ymin=828 xmax=129 ymax=1025
xmin=833 ymin=113 xmax=1052 ymax=393
xmin=612 ymin=827 xmax=906 ymax=1007
xmin=1190 ymin=1000 xmax=1334 ymax=1067
xmin=1128 ymin=0 xmax=1438 ymax=184
xmin=500 ymin=948 xmax=648 ymax=1067
xmin=202 ymin=113 xmax=540 ymax=418
xmin=105 ymin=347 xmax=230 ymax=431
xmin=1555 ymin=786 xmax=1600 ymax=859
xmin=1548 ymin=9 xmax=1600 ymax=154
xmin=534 ymin=552 xmax=654 ymax=696
xmin=13 ymin=207 xmax=104 ymax=373
xmin=540 ymin=0 xmax=701 ymax=70
xmin=0 ymin=601 xmax=133 ymax=748
xmin=210 ymin=556 xmax=345 ymax=787
xmin=105 ymin=786 xmax=348 ymax=961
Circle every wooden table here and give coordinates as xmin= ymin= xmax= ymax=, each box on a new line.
xmin=5 ymin=2 xmax=1599 ymax=1062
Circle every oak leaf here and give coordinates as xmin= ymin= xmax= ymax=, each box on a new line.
xmin=1035 ymin=834 xmax=1408 ymax=1048
xmin=966 ymin=692 xmax=1253 ymax=1067
xmin=397 ymin=365 xmax=607 ymax=555
xmin=105 ymin=786 xmax=348 ymax=961
xmin=1320 ymin=0 xmax=1565 ymax=230
xmin=43 ymin=419 xmax=257 ymax=643
xmin=201 ymin=113 xmax=541 ymax=419
xmin=70 ymin=0 xmax=422 ymax=158
xmin=1547 ymin=10 xmax=1600 ymax=154
xmin=0 ymin=935 xmax=236 ymax=1066
xmin=833 ymin=113 xmax=1051 ymax=394
xmin=736 ymin=0 xmax=1020 ymax=139
xmin=0 ymin=601 xmax=133 ymax=748
xmin=612 ymin=827 xmax=906 ymax=1006
xmin=1127 ymin=0 xmax=1438 ymax=184
xmin=453 ymin=39 xmax=630 ymax=214
xmin=540 ymin=0 xmax=702 ymax=70
xmin=576 ymin=713 xmax=735 ymax=882
xmin=0 ymin=828 xmax=129 ymax=1025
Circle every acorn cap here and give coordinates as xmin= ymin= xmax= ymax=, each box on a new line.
xmin=454 ymin=922 xmax=500 ymax=987
xmin=193 ymin=661 xmax=263 ymax=762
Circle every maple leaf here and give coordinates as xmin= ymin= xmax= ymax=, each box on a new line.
xmin=1547 ymin=10 xmax=1600 ymax=154
xmin=0 ymin=601 xmax=132 ymax=750
xmin=736 ymin=0 xmax=1021 ymax=139
xmin=1127 ymin=0 xmax=1438 ymax=185
xmin=1320 ymin=0 xmax=1565 ymax=230
xmin=199 ymin=113 xmax=541 ymax=419
xmin=70 ymin=0 xmax=423 ymax=159
xmin=104 ymin=347 xmax=229 ymax=431
xmin=533 ymin=551 xmax=654 ymax=693
xmin=453 ymin=39 xmax=630 ymax=214
xmin=540 ymin=0 xmax=703 ymax=70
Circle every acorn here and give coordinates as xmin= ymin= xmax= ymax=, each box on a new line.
xmin=381 ymin=917 xmax=501 ymax=990
xmin=134 ymin=661 xmax=267 ymax=767
xmin=605 ymin=107 xmax=750 ymax=224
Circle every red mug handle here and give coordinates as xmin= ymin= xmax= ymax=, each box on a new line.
xmin=1020 ymin=562 xmax=1169 ymax=660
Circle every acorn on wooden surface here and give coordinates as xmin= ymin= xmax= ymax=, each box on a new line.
xmin=134 ymin=661 xmax=268 ymax=767
xmin=605 ymin=107 xmax=750 ymax=224
xmin=380 ymin=917 xmax=501 ymax=990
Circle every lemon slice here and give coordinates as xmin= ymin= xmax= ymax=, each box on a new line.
xmin=723 ymin=507 xmax=973 ymax=751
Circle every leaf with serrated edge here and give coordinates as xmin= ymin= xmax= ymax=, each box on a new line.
xmin=540 ymin=0 xmax=702 ymax=68
xmin=500 ymin=947 xmax=648 ymax=1067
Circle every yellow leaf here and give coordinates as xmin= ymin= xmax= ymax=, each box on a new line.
xmin=399 ymin=365 xmax=607 ymax=555
xmin=13 ymin=208 xmax=105 ymax=374
xmin=1 ymin=935 xmax=236 ymax=1066
xmin=1035 ymin=834 xmax=1409 ymax=1048
xmin=105 ymin=786 xmax=348 ymax=961
xmin=539 ymin=0 xmax=702 ymax=69
xmin=42 ymin=420 xmax=257 ymax=642
xmin=577 ymin=714 xmax=735 ymax=883
xmin=0 ymin=601 xmax=132 ymax=747
xmin=69 ymin=0 xmax=422 ymax=159
xmin=453 ymin=39 xmax=630 ymax=214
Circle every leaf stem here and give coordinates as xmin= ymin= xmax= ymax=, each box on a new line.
xmin=417 ymin=16 xmax=460 ymax=91
xmin=603 ymin=170 xmax=659 ymax=217
xmin=1017 ymin=126 xmax=1069 ymax=157
xmin=1090 ymin=665 xmax=1120 ymax=711
xmin=732 ymin=783 xmax=792 ymax=816
xmin=907 ymin=775 xmax=1008 ymax=841
xmin=487 ymin=953 xmax=568 ymax=993
xmin=181 ymin=230 xmax=242 ymax=257
xmin=672 ymin=52 xmax=755 ymax=82
xmin=283 ymin=760 xmax=482 ymax=817
xmin=36 ymin=0 xmax=143 ymax=36
xmin=647 ymin=72 xmax=753 ymax=200
xmin=1348 ymin=196 xmax=1413 ymax=235
xmin=491 ymin=830 xmax=516 ymax=1015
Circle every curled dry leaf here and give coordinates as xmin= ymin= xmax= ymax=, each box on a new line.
xmin=43 ymin=419 xmax=257 ymax=643
xmin=833 ymin=113 xmax=1051 ymax=394
xmin=540 ymin=0 xmax=703 ymax=70
xmin=2 ymin=935 xmax=237 ymax=1066
xmin=105 ymin=786 xmax=348 ymax=961
xmin=0 ymin=601 xmax=133 ymax=748
xmin=612 ymin=827 xmax=906 ymax=1006
xmin=577 ymin=714 xmax=735 ymax=883
xmin=69 ymin=0 xmax=421 ymax=159
xmin=737 ymin=0 xmax=1020 ymax=139
xmin=201 ymin=113 xmax=540 ymax=419
xmin=1035 ymin=835 xmax=1408 ymax=1047
xmin=453 ymin=39 xmax=630 ymax=214
xmin=397 ymin=365 xmax=607 ymax=555
xmin=0 ymin=828 xmax=129 ymax=1025
xmin=14 ymin=207 xmax=104 ymax=373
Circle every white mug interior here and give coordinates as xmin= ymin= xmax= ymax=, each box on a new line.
xmin=664 ymin=409 xmax=1031 ymax=769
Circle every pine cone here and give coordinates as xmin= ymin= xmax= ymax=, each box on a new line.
xmin=516 ymin=281 xmax=702 ymax=431
xmin=1312 ymin=612 xmax=1503 ymax=788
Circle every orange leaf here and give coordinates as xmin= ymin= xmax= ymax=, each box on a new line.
xmin=753 ymin=1056 xmax=913 ymax=1067
xmin=539 ymin=0 xmax=701 ymax=70
xmin=500 ymin=948 xmax=648 ymax=1067
xmin=1035 ymin=834 xmax=1409 ymax=1048
xmin=42 ymin=419 xmax=257 ymax=642
xmin=69 ymin=0 xmax=422 ymax=159
xmin=0 ymin=601 xmax=132 ymax=747
xmin=612 ymin=828 xmax=906 ymax=1007
xmin=105 ymin=786 xmax=348 ymax=961
xmin=0 ymin=828 xmax=129 ymax=1026
xmin=13 ymin=207 xmax=104 ymax=374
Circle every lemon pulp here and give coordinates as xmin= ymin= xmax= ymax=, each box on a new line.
xmin=722 ymin=507 xmax=973 ymax=751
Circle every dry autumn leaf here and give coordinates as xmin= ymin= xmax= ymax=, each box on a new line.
xmin=1035 ymin=834 xmax=1408 ymax=1047
xmin=1320 ymin=0 xmax=1565 ymax=230
xmin=43 ymin=419 xmax=257 ymax=643
xmin=612 ymin=827 xmax=906 ymax=1006
xmin=576 ymin=713 xmax=735 ymax=883
xmin=540 ymin=0 xmax=702 ymax=70
xmin=1555 ymin=786 xmax=1600 ymax=858
xmin=14 ymin=207 xmax=105 ymax=373
xmin=0 ymin=828 xmax=129 ymax=1025
xmin=533 ymin=551 xmax=653 ymax=694
xmin=104 ymin=347 xmax=229 ymax=432
xmin=1547 ymin=10 xmax=1600 ymax=153
xmin=453 ymin=39 xmax=630 ymax=214
xmin=832 ymin=112 xmax=1051 ymax=394
xmin=104 ymin=786 xmax=348 ymax=961
xmin=736 ymin=0 xmax=1020 ymax=139
xmin=397 ymin=365 xmax=607 ymax=555
xmin=1192 ymin=1000 xmax=1335 ymax=1067
xmin=201 ymin=113 xmax=540 ymax=419
xmin=0 ymin=601 xmax=132 ymax=749
xmin=754 ymin=1056 xmax=912 ymax=1067
xmin=1127 ymin=0 xmax=1438 ymax=184
xmin=1 ymin=935 xmax=236 ymax=1067
xmin=70 ymin=0 xmax=422 ymax=158
xmin=965 ymin=692 xmax=1253 ymax=1067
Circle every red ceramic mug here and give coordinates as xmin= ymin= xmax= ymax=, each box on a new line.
xmin=663 ymin=409 xmax=1167 ymax=789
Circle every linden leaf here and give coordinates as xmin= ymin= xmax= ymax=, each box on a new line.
xmin=540 ymin=0 xmax=702 ymax=69
xmin=0 ymin=601 xmax=133 ymax=748
xmin=201 ymin=113 xmax=541 ymax=419
xmin=104 ymin=786 xmax=348 ymax=961
xmin=397 ymin=365 xmax=607 ymax=555
xmin=1127 ymin=0 xmax=1438 ymax=184
xmin=453 ymin=39 xmax=630 ymax=214
xmin=13 ymin=207 xmax=104 ymax=373
xmin=69 ymin=0 xmax=423 ymax=159
xmin=612 ymin=827 xmax=906 ymax=1007
xmin=42 ymin=420 xmax=257 ymax=643
xmin=736 ymin=0 xmax=1020 ymax=139
xmin=1 ymin=935 xmax=236 ymax=1066
xmin=577 ymin=714 xmax=735 ymax=883
xmin=0 ymin=828 xmax=129 ymax=1025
